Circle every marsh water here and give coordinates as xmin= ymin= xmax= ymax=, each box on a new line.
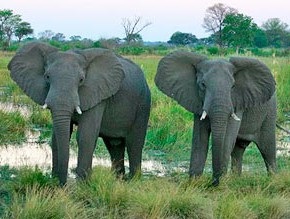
xmin=0 ymin=103 xmax=289 ymax=178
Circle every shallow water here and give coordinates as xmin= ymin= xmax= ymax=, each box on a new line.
xmin=0 ymin=103 xmax=289 ymax=178
xmin=0 ymin=129 xmax=171 ymax=177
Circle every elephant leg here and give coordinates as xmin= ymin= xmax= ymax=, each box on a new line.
xmin=231 ymin=140 xmax=249 ymax=175
xmin=126 ymin=108 xmax=150 ymax=178
xmin=76 ymin=105 xmax=105 ymax=179
xmin=51 ymin=122 xmax=73 ymax=178
xmin=103 ymin=137 xmax=125 ymax=177
xmin=189 ymin=114 xmax=210 ymax=177
xmin=256 ymin=120 xmax=277 ymax=174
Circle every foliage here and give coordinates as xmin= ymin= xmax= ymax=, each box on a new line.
xmin=14 ymin=22 xmax=33 ymax=42
xmin=168 ymin=31 xmax=198 ymax=46
xmin=206 ymin=46 xmax=219 ymax=55
xmin=0 ymin=9 xmax=33 ymax=50
xmin=262 ymin=18 xmax=290 ymax=48
xmin=253 ymin=28 xmax=268 ymax=48
xmin=118 ymin=45 xmax=146 ymax=55
xmin=37 ymin=30 xmax=55 ymax=41
xmin=222 ymin=13 xmax=258 ymax=52
xmin=51 ymin=33 xmax=66 ymax=42
xmin=94 ymin=37 xmax=121 ymax=50
xmin=202 ymin=3 xmax=238 ymax=47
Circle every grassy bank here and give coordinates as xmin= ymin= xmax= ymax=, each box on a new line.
xmin=1 ymin=166 xmax=290 ymax=218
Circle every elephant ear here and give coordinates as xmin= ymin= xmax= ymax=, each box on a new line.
xmin=77 ymin=49 xmax=125 ymax=111
xmin=155 ymin=51 xmax=207 ymax=113
xmin=230 ymin=57 xmax=276 ymax=110
xmin=8 ymin=42 xmax=58 ymax=105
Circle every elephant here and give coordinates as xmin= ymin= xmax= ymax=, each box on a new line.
xmin=8 ymin=42 xmax=151 ymax=185
xmin=155 ymin=51 xmax=277 ymax=186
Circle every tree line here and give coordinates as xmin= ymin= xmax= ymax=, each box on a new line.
xmin=169 ymin=3 xmax=290 ymax=51
xmin=1 ymin=4 xmax=290 ymax=55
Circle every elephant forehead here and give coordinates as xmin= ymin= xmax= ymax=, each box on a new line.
xmin=199 ymin=59 xmax=232 ymax=69
xmin=198 ymin=60 xmax=235 ymax=76
xmin=47 ymin=52 xmax=85 ymax=65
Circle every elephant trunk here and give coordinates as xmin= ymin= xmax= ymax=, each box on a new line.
xmin=52 ymin=112 xmax=72 ymax=185
xmin=209 ymin=109 xmax=231 ymax=186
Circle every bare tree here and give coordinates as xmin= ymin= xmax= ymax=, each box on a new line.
xmin=122 ymin=16 xmax=152 ymax=44
xmin=203 ymin=3 xmax=237 ymax=47
xmin=38 ymin=30 xmax=55 ymax=41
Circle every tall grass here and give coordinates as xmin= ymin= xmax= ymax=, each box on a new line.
xmin=1 ymin=166 xmax=290 ymax=218
xmin=263 ymin=57 xmax=290 ymax=121
xmin=0 ymin=110 xmax=27 ymax=144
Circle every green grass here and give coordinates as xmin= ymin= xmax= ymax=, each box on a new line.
xmin=1 ymin=166 xmax=290 ymax=218
xmin=260 ymin=57 xmax=290 ymax=121
xmin=0 ymin=110 xmax=27 ymax=144
xmin=0 ymin=52 xmax=290 ymax=218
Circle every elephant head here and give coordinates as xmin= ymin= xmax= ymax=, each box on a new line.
xmin=155 ymin=51 xmax=275 ymax=183
xmin=8 ymin=42 xmax=125 ymax=184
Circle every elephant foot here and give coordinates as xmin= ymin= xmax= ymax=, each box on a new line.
xmin=75 ymin=167 xmax=92 ymax=181
xmin=212 ymin=177 xmax=220 ymax=187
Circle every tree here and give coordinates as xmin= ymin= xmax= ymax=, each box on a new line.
xmin=15 ymin=21 xmax=33 ymax=42
xmin=0 ymin=9 xmax=13 ymax=42
xmin=168 ymin=31 xmax=198 ymax=45
xmin=94 ymin=37 xmax=121 ymax=49
xmin=222 ymin=13 xmax=258 ymax=53
xmin=262 ymin=18 xmax=289 ymax=48
xmin=38 ymin=30 xmax=55 ymax=41
xmin=0 ymin=9 xmax=33 ymax=48
xmin=121 ymin=16 xmax=152 ymax=44
xmin=70 ymin=35 xmax=82 ymax=41
xmin=202 ymin=3 xmax=238 ymax=47
xmin=52 ymin=33 xmax=66 ymax=42
xmin=253 ymin=28 xmax=268 ymax=48
xmin=2 ymin=13 xmax=21 ymax=47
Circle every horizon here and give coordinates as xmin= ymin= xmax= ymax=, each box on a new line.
xmin=2 ymin=0 xmax=290 ymax=42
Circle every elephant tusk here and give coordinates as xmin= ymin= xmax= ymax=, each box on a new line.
xmin=231 ymin=113 xmax=241 ymax=121
xmin=200 ymin=110 xmax=207 ymax=120
xmin=42 ymin=103 xmax=48 ymax=109
xmin=76 ymin=106 xmax=82 ymax=115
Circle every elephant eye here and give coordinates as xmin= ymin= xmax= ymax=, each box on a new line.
xmin=199 ymin=81 xmax=206 ymax=90
xmin=44 ymin=74 xmax=50 ymax=81
xmin=79 ymin=76 xmax=85 ymax=85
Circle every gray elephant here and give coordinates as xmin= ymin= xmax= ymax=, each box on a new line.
xmin=155 ymin=51 xmax=276 ymax=185
xmin=8 ymin=42 xmax=151 ymax=185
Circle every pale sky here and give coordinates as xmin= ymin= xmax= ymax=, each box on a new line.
xmin=2 ymin=0 xmax=290 ymax=42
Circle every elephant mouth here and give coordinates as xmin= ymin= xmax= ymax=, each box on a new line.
xmin=199 ymin=110 xmax=241 ymax=121
xmin=42 ymin=103 xmax=82 ymax=115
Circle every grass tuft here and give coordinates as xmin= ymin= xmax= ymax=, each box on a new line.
xmin=3 ymin=186 xmax=91 ymax=219
xmin=0 ymin=110 xmax=27 ymax=145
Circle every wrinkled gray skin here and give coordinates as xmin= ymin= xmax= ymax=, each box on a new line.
xmin=155 ymin=51 xmax=276 ymax=186
xmin=8 ymin=42 xmax=151 ymax=185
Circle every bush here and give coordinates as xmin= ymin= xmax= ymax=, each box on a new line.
xmin=118 ymin=46 xmax=145 ymax=55
xmin=207 ymin=46 xmax=219 ymax=55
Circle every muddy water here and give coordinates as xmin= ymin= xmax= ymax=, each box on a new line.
xmin=0 ymin=103 xmax=289 ymax=178
xmin=0 ymin=129 xmax=169 ymax=177
xmin=0 ymin=103 xmax=169 ymax=177
xmin=0 ymin=102 xmax=31 ymax=118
